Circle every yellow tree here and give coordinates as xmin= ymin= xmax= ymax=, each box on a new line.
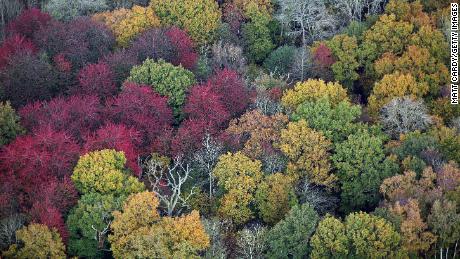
xmin=255 ymin=173 xmax=297 ymax=225
xmin=213 ymin=152 xmax=263 ymax=225
xmin=2 ymin=224 xmax=66 ymax=259
xmin=278 ymin=119 xmax=336 ymax=190
xmin=233 ymin=0 xmax=272 ymax=14
xmin=109 ymin=191 xmax=209 ymax=259
xmin=384 ymin=0 xmax=430 ymax=28
xmin=368 ymin=72 xmax=428 ymax=118
xmin=149 ymin=0 xmax=221 ymax=45
xmin=281 ymin=79 xmax=349 ymax=112
xmin=93 ymin=5 xmax=160 ymax=47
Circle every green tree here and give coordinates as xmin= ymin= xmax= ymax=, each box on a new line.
xmin=127 ymin=59 xmax=196 ymax=116
xmin=291 ymin=98 xmax=362 ymax=144
xmin=345 ymin=212 xmax=403 ymax=258
xmin=213 ymin=152 xmax=263 ymax=225
xmin=265 ymin=203 xmax=319 ymax=259
xmin=67 ymin=193 xmax=125 ymax=258
xmin=428 ymin=199 xmax=460 ymax=257
xmin=255 ymin=173 xmax=297 ymax=225
xmin=2 ymin=224 xmax=65 ymax=259
xmin=242 ymin=2 xmax=275 ymax=63
xmin=0 ymin=101 xmax=24 ymax=146
xmin=310 ymin=215 xmax=349 ymax=259
xmin=71 ymin=149 xmax=145 ymax=196
xmin=263 ymin=45 xmax=296 ymax=76
xmin=325 ymin=34 xmax=360 ymax=89
xmin=332 ymin=129 xmax=398 ymax=212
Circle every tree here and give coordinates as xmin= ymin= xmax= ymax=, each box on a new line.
xmin=84 ymin=123 xmax=142 ymax=176
xmin=0 ymin=52 xmax=56 ymax=107
xmin=126 ymin=28 xmax=173 ymax=63
xmin=310 ymin=215 xmax=349 ymax=259
xmin=149 ymin=0 xmax=221 ymax=45
xmin=226 ymin=110 xmax=288 ymax=161
xmin=324 ymin=34 xmax=360 ymax=89
xmin=345 ymin=212 xmax=403 ymax=258
xmin=71 ymin=149 xmax=145 ymax=196
xmin=109 ymin=191 xmax=209 ymax=259
xmin=374 ymin=45 xmax=448 ymax=96
xmin=263 ymin=45 xmax=296 ymax=77
xmin=332 ymin=0 xmax=385 ymax=22
xmin=380 ymin=97 xmax=432 ymax=139
xmin=235 ymin=225 xmax=268 ymax=259
xmin=104 ymin=83 xmax=173 ymax=154
xmin=19 ymin=95 xmax=102 ymax=142
xmin=368 ymin=72 xmax=429 ymax=118
xmin=2 ymin=224 xmax=65 ymax=259
xmin=76 ymin=62 xmax=117 ymax=99
xmin=332 ymin=129 xmax=398 ymax=212
xmin=255 ymin=173 xmax=297 ymax=225
xmin=127 ymin=58 xmax=196 ymax=116
xmin=241 ymin=2 xmax=274 ymax=63
xmin=265 ymin=203 xmax=319 ymax=258
xmin=99 ymin=49 xmax=138 ymax=88
xmin=6 ymin=8 xmax=51 ymax=39
xmin=93 ymin=5 xmax=160 ymax=47
xmin=213 ymin=152 xmax=263 ymax=225
xmin=389 ymin=199 xmax=436 ymax=255
xmin=0 ymin=101 xmax=24 ymax=146
xmin=142 ymin=155 xmax=195 ymax=216
xmin=0 ymin=34 xmax=36 ymax=69
xmin=277 ymin=0 xmax=336 ymax=79
xmin=0 ymin=214 xmax=26 ymax=251
xmin=291 ymin=98 xmax=361 ymax=144
xmin=428 ymin=199 xmax=460 ymax=258
xmin=281 ymin=79 xmax=349 ymax=112
xmin=67 ymin=193 xmax=124 ymax=258
xmin=279 ymin=120 xmax=336 ymax=189
xmin=210 ymin=41 xmax=247 ymax=75
xmin=44 ymin=0 xmax=108 ymax=21
xmin=165 ymin=26 xmax=198 ymax=70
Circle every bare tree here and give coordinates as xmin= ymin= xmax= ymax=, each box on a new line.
xmin=380 ymin=97 xmax=432 ymax=139
xmin=277 ymin=0 xmax=337 ymax=80
xmin=296 ymin=180 xmax=338 ymax=216
xmin=333 ymin=0 xmax=387 ymax=22
xmin=193 ymin=133 xmax=224 ymax=199
xmin=92 ymin=222 xmax=111 ymax=250
xmin=210 ymin=41 xmax=248 ymax=75
xmin=142 ymin=155 xmax=195 ymax=216
xmin=236 ymin=224 xmax=267 ymax=259
xmin=0 ymin=214 xmax=26 ymax=250
xmin=203 ymin=218 xmax=230 ymax=259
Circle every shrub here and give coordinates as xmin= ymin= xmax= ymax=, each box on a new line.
xmin=0 ymin=101 xmax=24 ymax=146
xmin=76 ymin=63 xmax=117 ymax=99
xmin=44 ymin=0 xmax=109 ymax=21
xmin=0 ymin=52 xmax=57 ymax=107
xmin=126 ymin=59 xmax=196 ymax=115
xmin=263 ymin=45 xmax=296 ymax=77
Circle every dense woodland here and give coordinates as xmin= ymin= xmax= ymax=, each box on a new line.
xmin=0 ymin=0 xmax=459 ymax=258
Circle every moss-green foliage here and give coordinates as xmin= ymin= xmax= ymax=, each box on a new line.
xmin=0 ymin=101 xmax=24 ymax=146
xmin=242 ymin=3 xmax=274 ymax=63
xmin=127 ymin=59 xmax=196 ymax=116
xmin=265 ymin=203 xmax=319 ymax=258
xmin=263 ymin=45 xmax=296 ymax=77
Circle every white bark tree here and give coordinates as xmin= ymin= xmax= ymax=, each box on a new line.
xmin=236 ymin=224 xmax=267 ymax=259
xmin=142 ymin=155 xmax=195 ymax=216
xmin=333 ymin=0 xmax=387 ymax=22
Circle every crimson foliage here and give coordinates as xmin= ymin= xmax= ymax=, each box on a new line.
xmin=99 ymin=49 xmax=138 ymax=87
xmin=19 ymin=95 xmax=102 ymax=142
xmin=0 ymin=34 xmax=37 ymax=69
xmin=84 ymin=123 xmax=142 ymax=175
xmin=165 ymin=26 xmax=198 ymax=70
xmin=104 ymin=83 xmax=174 ymax=154
xmin=6 ymin=8 xmax=52 ymax=39
xmin=313 ymin=43 xmax=335 ymax=67
xmin=0 ymin=128 xmax=80 ymax=212
xmin=171 ymin=119 xmax=218 ymax=156
xmin=76 ymin=63 xmax=117 ymax=99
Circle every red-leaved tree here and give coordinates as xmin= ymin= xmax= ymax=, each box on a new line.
xmin=84 ymin=123 xmax=142 ymax=175
xmin=104 ymin=83 xmax=174 ymax=154
xmin=6 ymin=8 xmax=52 ymax=40
xmin=171 ymin=119 xmax=219 ymax=156
xmin=19 ymin=95 xmax=102 ymax=142
xmin=0 ymin=34 xmax=37 ymax=69
xmin=76 ymin=63 xmax=117 ymax=99
xmin=165 ymin=26 xmax=198 ymax=70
